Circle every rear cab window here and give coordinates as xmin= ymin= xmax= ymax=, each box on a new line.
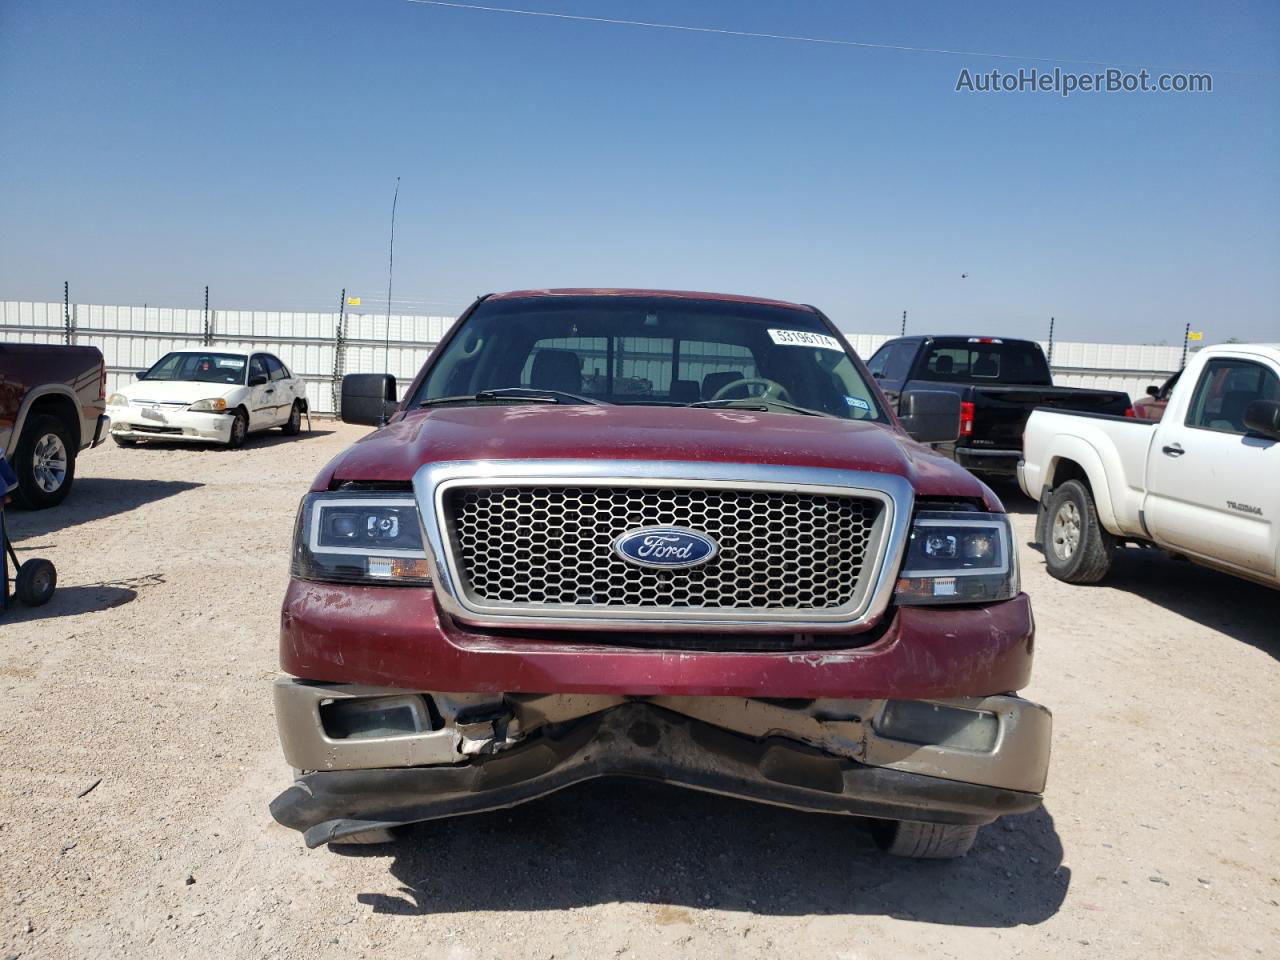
xmin=914 ymin=339 xmax=1052 ymax=385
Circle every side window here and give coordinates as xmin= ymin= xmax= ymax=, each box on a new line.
xmin=882 ymin=343 xmax=915 ymax=381
xmin=249 ymin=355 xmax=269 ymax=384
xmin=267 ymin=355 xmax=289 ymax=381
xmin=1185 ymin=359 xmax=1280 ymax=435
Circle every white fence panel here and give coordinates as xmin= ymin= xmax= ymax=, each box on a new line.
xmin=4 ymin=301 xmax=1190 ymax=414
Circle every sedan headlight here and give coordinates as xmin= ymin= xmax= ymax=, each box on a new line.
xmin=895 ymin=510 xmax=1018 ymax=605
xmin=107 ymin=393 xmax=130 ymax=407
xmin=189 ymin=397 xmax=228 ymax=412
xmin=291 ymin=492 xmax=431 ymax=586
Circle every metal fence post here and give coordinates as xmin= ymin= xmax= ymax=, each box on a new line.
xmin=333 ymin=289 xmax=347 ymax=416
xmin=63 ymin=281 xmax=73 ymax=344
xmin=203 ymin=285 xmax=212 ymax=345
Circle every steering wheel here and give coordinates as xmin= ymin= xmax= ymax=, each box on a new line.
xmin=710 ymin=377 xmax=793 ymax=403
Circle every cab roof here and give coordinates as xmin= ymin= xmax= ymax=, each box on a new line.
xmin=485 ymin=288 xmax=816 ymax=312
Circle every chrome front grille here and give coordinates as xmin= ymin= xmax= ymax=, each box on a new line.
xmin=446 ymin=485 xmax=882 ymax=612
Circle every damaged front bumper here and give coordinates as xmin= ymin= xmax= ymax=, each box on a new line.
xmin=269 ymin=681 xmax=1051 ymax=847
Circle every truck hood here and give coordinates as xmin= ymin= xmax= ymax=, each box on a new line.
xmin=318 ymin=406 xmax=1001 ymax=507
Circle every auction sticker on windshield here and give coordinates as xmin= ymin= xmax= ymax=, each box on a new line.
xmin=767 ymin=329 xmax=844 ymax=352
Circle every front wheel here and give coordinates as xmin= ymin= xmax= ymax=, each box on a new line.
xmin=226 ymin=409 xmax=249 ymax=449
xmin=12 ymin=414 xmax=76 ymax=509
xmin=875 ymin=820 xmax=980 ymax=859
xmin=1042 ymin=479 xmax=1114 ymax=584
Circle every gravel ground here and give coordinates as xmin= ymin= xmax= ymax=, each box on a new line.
xmin=1 ymin=422 xmax=1277 ymax=959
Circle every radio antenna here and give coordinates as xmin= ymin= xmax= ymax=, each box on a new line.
xmin=381 ymin=176 xmax=401 ymax=423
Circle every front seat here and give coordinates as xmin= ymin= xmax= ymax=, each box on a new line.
xmin=701 ymin=370 xmax=745 ymax=400
xmin=933 ymin=355 xmax=954 ymax=375
xmin=530 ymin=349 xmax=583 ymax=394
xmin=972 ymin=354 xmax=999 ymax=378
xmin=1212 ymin=390 xmax=1255 ymax=432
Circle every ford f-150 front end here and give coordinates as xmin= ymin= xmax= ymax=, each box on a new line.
xmin=269 ymin=290 xmax=1051 ymax=860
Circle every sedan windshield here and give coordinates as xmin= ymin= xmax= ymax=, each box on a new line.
xmin=141 ymin=352 xmax=247 ymax=385
xmin=413 ymin=296 xmax=885 ymax=421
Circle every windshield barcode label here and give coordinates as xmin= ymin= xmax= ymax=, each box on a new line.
xmin=767 ymin=329 xmax=844 ymax=352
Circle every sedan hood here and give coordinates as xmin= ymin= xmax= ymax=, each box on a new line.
xmin=119 ymin=380 xmax=241 ymax=404
xmin=319 ymin=405 xmax=999 ymax=507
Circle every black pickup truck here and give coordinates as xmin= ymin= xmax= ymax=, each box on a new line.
xmin=865 ymin=336 xmax=1132 ymax=478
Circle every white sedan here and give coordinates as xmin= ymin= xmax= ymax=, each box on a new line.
xmin=107 ymin=350 xmax=308 ymax=448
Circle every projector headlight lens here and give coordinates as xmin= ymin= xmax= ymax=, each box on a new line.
xmin=895 ymin=511 xmax=1018 ymax=605
xmin=292 ymin=492 xmax=431 ymax=586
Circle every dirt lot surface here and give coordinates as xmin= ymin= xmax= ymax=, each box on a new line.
xmin=2 ymin=422 xmax=1277 ymax=959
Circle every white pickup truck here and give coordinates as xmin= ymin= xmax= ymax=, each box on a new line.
xmin=1018 ymin=344 xmax=1280 ymax=589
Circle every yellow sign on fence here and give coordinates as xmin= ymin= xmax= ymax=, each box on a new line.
xmin=347 ymin=296 xmax=362 ymax=306
xmin=1188 ymin=331 xmax=1203 ymax=341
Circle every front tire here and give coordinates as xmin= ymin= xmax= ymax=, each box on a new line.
xmin=12 ymin=414 xmax=76 ymax=509
xmin=226 ymin=408 xmax=249 ymax=449
xmin=875 ymin=820 xmax=980 ymax=859
xmin=1042 ymin=479 xmax=1114 ymax=584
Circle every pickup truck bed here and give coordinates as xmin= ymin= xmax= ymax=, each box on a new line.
xmin=0 ymin=342 xmax=109 ymax=508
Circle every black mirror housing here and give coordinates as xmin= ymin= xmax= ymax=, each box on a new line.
xmin=1243 ymin=399 xmax=1280 ymax=440
xmin=898 ymin=389 xmax=962 ymax=444
xmin=248 ymin=374 xmax=268 ymax=386
xmin=1146 ymin=385 xmax=1161 ymax=397
xmin=341 ymin=373 xmax=398 ymax=426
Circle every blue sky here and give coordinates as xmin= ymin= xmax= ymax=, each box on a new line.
xmin=1 ymin=0 xmax=1277 ymax=343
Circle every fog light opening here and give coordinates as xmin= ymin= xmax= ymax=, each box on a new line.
xmin=874 ymin=701 xmax=1000 ymax=752
xmin=319 ymin=695 xmax=435 ymax=741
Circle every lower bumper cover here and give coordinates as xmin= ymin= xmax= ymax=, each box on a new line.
xmin=109 ymin=409 xmax=233 ymax=443
xmin=270 ymin=703 xmax=1042 ymax=848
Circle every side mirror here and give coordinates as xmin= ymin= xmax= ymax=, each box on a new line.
xmin=248 ymin=374 xmax=268 ymax=386
xmin=871 ymin=370 xmax=884 ymax=380
xmin=134 ymin=371 xmax=146 ymax=380
xmin=341 ymin=373 xmax=398 ymax=426
xmin=1145 ymin=385 xmax=1160 ymax=398
xmin=1243 ymin=399 xmax=1280 ymax=440
xmin=898 ymin=389 xmax=961 ymax=444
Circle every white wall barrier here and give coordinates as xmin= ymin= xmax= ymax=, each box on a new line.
xmin=3 ymin=300 xmax=1185 ymax=414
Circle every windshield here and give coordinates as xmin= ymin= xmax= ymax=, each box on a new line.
xmin=141 ymin=352 xmax=247 ymax=385
xmin=413 ymin=296 xmax=885 ymax=421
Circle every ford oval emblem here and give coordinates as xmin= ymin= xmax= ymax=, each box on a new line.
xmin=612 ymin=526 xmax=718 ymax=570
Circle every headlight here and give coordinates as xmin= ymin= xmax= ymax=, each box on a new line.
xmin=107 ymin=393 xmax=130 ymax=407
xmin=189 ymin=397 xmax=228 ymax=412
xmin=291 ymin=492 xmax=431 ymax=586
xmin=895 ymin=510 xmax=1018 ymax=605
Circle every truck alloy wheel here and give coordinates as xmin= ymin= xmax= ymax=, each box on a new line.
xmin=1042 ymin=479 xmax=1114 ymax=584
xmin=13 ymin=414 xmax=76 ymax=509
xmin=1050 ymin=500 xmax=1081 ymax=561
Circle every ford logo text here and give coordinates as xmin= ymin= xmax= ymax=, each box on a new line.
xmin=611 ymin=527 xmax=718 ymax=570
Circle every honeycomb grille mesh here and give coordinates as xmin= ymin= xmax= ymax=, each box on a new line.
xmin=447 ymin=486 xmax=881 ymax=611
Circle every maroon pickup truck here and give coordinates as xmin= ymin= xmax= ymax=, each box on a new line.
xmin=0 ymin=342 xmax=109 ymax=508
xmin=270 ymin=290 xmax=1052 ymax=860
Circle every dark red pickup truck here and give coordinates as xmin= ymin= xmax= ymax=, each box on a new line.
xmin=270 ymin=290 xmax=1052 ymax=859
xmin=0 ymin=342 xmax=109 ymax=508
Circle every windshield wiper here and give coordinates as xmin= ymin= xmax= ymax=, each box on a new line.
xmin=420 ymin=387 xmax=607 ymax=408
xmin=686 ymin=398 xmax=834 ymax=418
